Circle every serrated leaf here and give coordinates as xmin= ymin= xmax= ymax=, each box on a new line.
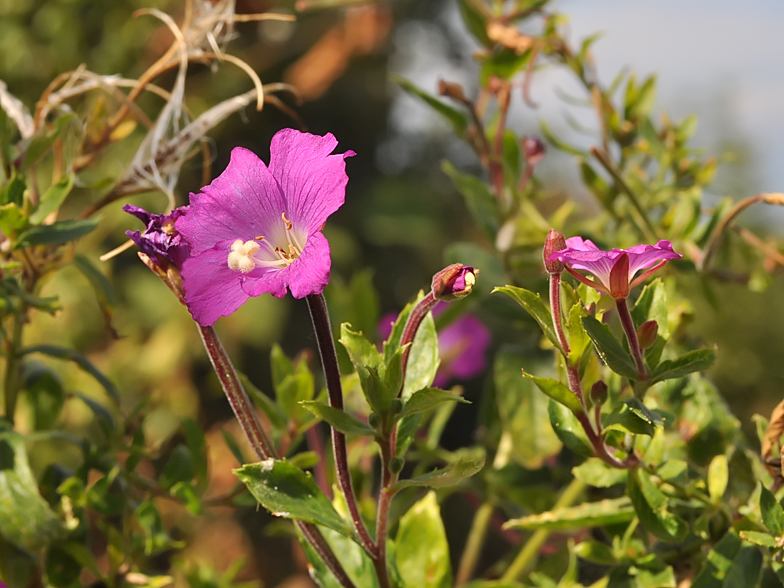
xmin=396 ymin=492 xmax=452 ymax=588
xmin=650 ymin=349 xmax=716 ymax=384
xmin=582 ymin=315 xmax=639 ymax=379
xmin=494 ymin=286 xmax=564 ymax=353
xmin=442 ymin=160 xmax=500 ymax=240
xmin=340 ymin=324 xmax=383 ymax=372
xmin=387 ymin=457 xmax=484 ymax=494
xmin=397 ymin=387 xmax=469 ymax=420
xmin=30 ymin=174 xmax=74 ymax=224
xmin=0 ymin=431 xmax=66 ymax=551
xmin=15 ymin=217 xmax=98 ymax=247
xmin=300 ymin=401 xmax=376 ymax=437
xmin=394 ymin=75 xmax=468 ymax=136
xmin=523 ymin=372 xmax=584 ymax=415
xmin=504 ymin=497 xmax=635 ymax=531
xmin=235 ymin=459 xmax=355 ymax=539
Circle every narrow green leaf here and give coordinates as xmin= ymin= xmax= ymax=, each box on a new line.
xmin=300 ymin=401 xmax=376 ymax=437
xmin=358 ymin=365 xmax=393 ymax=415
xmin=1 ymin=174 xmax=25 ymax=207
xmin=504 ymin=497 xmax=635 ymax=531
xmin=396 ymin=492 xmax=452 ymax=588
xmin=20 ymin=113 xmax=75 ymax=172
xmin=387 ymin=457 xmax=484 ymax=494
xmin=442 ymin=160 xmax=500 ymax=240
xmin=523 ymin=372 xmax=584 ymax=415
xmin=581 ymin=315 xmax=639 ymax=379
xmin=540 ymin=120 xmax=589 ymax=157
xmin=691 ymin=531 xmax=742 ymax=588
xmin=393 ymin=75 xmax=468 ymax=136
xmin=72 ymin=253 xmax=117 ymax=312
xmin=22 ymin=344 xmax=119 ymax=402
xmin=631 ymin=279 xmax=668 ymax=336
xmin=0 ymin=432 xmax=66 ymax=551
xmin=30 ymin=174 xmax=74 ymax=224
xmin=397 ymin=387 xmax=469 ymax=420
xmin=220 ymin=428 xmax=247 ymax=466
xmin=16 ymin=217 xmax=98 ymax=247
xmin=650 ymin=349 xmax=716 ymax=384
xmin=707 ymin=455 xmax=728 ymax=503
xmin=572 ymin=458 xmax=628 ymax=488
xmin=300 ymin=525 xmax=380 ymax=588
xmin=493 ymin=286 xmax=564 ymax=353
xmin=235 ymin=459 xmax=355 ymax=539
xmin=627 ymin=469 xmax=687 ymax=541
xmin=603 ymin=399 xmax=662 ymax=437
xmin=548 ymin=399 xmax=593 ymax=458
xmin=718 ymin=546 xmax=762 ymax=588
xmin=739 ymin=531 xmax=778 ymax=548
xmin=573 ymin=539 xmax=617 ymax=565
xmin=70 ymin=392 xmax=115 ymax=437
xmin=239 ymin=373 xmax=287 ymax=431
xmin=759 ymin=486 xmax=784 ymax=536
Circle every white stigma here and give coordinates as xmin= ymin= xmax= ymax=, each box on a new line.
xmin=227 ymin=213 xmax=307 ymax=274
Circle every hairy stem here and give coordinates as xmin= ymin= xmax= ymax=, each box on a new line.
xmin=306 ymin=294 xmax=378 ymax=558
xmin=399 ymin=291 xmax=438 ymax=388
xmin=500 ymin=478 xmax=586 ymax=582
xmin=615 ymin=298 xmax=648 ymax=381
xmin=373 ymin=439 xmax=395 ymax=588
xmin=455 ymin=500 xmax=496 ymax=586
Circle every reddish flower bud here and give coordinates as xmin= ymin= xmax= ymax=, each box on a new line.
xmin=543 ymin=228 xmax=566 ymax=274
xmin=590 ymin=380 xmax=608 ymax=406
xmin=438 ymin=79 xmax=467 ymax=103
xmin=523 ymin=136 xmax=546 ymax=166
xmin=608 ymin=252 xmax=631 ymax=300
xmin=431 ymin=264 xmax=477 ymax=301
xmin=636 ymin=320 xmax=659 ymax=350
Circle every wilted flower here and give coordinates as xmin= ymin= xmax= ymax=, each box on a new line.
xmin=379 ymin=303 xmax=490 ymax=387
xmin=548 ymin=237 xmax=682 ymax=300
xmin=176 ymin=129 xmax=354 ymax=326
xmin=124 ymin=204 xmax=191 ymax=268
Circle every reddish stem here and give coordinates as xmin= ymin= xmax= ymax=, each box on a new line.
xmin=615 ymin=298 xmax=649 ymax=381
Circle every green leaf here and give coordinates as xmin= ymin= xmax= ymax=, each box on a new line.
xmin=540 ymin=120 xmax=589 ymax=157
xmin=627 ymin=468 xmax=687 ymax=541
xmin=581 ymin=315 xmax=639 ymax=379
xmin=220 ymin=429 xmax=247 ymax=466
xmin=650 ymin=349 xmax=716 ymax=384
xmin=393 ymin=75 xmax=468 ymax=136
xmin=20 ymin=113 xmax=75 ymax=172
xmin=397 ymin=387 xmax=469 ymax=420
xmin=22 ymin=344 xmax=119 ymax=402
xmin=239 ymin=372 xmax=287 ymax=431
xmin=572 ymin=458 xmax=628 ymax=488
xmin=340 ymin=324 xmax=383 ymax=372
xmin=759 ymin=486 xmax=784 ymax=536
xmin=300 ymin=525 xmax=380 ymax=588
xmin=30 ymin=174 xmax=74 ymax=225
xmin=396 ymin=492 xmax=452 ymax=588
xmin=235 ymin=459 xmax=355 ymax=539
xmin=631 ymin=279 xmax=669 ymax=337
xmin=72 ymin=253 xmax=117 ymax=317
xmin=548 ymin=399 xmax=593 ymax=458
xmin=2 ymin=278 xmax=61 ymax=313
xmin=275 ymin=356 xmax=315 ymax=423
xmin=70 ymin=392 xmax=114 ymax=437
xmin=0 ymin=431 xmax=66 ymax=551
xmin=181 ymin=418 xmax=208 ymax=489
xmin=739 ymin=531 xmax=778 ymax=548
xmin=387 ymin=457 xmax=484 ymax=494
xmin=358 ymin=366 xmax=393 ymax=415
xmin=403 ymin=307 xmax=439 ymax=399
xmin=579 ymin=160 xmax=612 ymax=209
xmin=1 ymin=174 xmax=25 ymax=207
xmin=0 ymin=202 xmax=26 ymax=236
xmin=603 ymin=398 xmax=663 ymax=437
xmin=494 ymin=351 xmax=561 ymax=469
xmin=707 ymin=455 xmax=728 ymax=503
xmin=493 ymin=286 xmax=564 ymax=353
xmin=442 ymin=160 xmax=500 ymax=240
xmin=566 ymin=303 xmax=590 ymax=366
xmin=523 ymin=372 xmax=584 ymax=415
xmin=300 ymin=401 xmax=376 ymax=437
xmin=692 ymin=532 xmax=761 ymax=588
xmin=15 ymin=217 xmax=99 ymax=247
xmin=505 ymin=497 xmax=635 ymax=531
xmin=457 ymin=0 xmax=491 ymax=46
xmin=573 ymin=539 xmax=617 ymax=565
xmin=23 ymin=362 xmax=64 ymax=431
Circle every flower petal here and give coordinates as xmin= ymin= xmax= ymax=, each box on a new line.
xmin=624 ymin=240 xmax=682 ymax=279
xmin=177 ymin=147 xmax=286 ymax=256
xmin=181 ymin=241 xmax=251 ymax=326
xmin=268 ymin=128 xmax=354 ymax=232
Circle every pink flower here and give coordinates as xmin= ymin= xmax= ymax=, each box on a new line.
xmin=176 ymin=129 xmax=354 ymax=326
xmin=123 ymin=204 xmax=191 ymax=268
xmin=548 ymin=237 xmax=682 ymax=300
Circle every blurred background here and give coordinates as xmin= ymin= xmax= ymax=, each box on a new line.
xmin=2 ymin=0 xmax=783 ymax=584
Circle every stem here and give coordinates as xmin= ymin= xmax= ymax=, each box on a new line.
xmin=399 ymin=291 xmax=439 ymax=388
xmin=198 ymin=324 xmax=357 ymax=588
xmin=3 ymin=309 xmax=26 ymax=425
xmin=615 ymin=299 xmax=648 ymax=381
xmin=549 ymin=273 xmax=585 ymax=409
xmin=500 ymin=478 xmax=586 ymax=582
xmin=198 ymin=325 xmax=276 ymax=460
xmin=374 ymin=439 xmax=394 ymax=588
xmin=306 ymin=294 xmax=378 ymax=558
xmin=456 ymin=501 xmax=496 ymax=586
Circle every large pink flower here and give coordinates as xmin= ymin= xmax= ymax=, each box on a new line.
xmin=177 ymin=129 xmax=354 ymax=326
xmin=548 ymin=237 xmax=682 ymax=299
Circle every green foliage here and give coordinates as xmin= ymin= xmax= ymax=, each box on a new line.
xmin=395 ymin=492 xmax=452 ymax=588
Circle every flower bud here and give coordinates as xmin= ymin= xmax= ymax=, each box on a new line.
xmin=543 ymin=228 xmax=566 ymax=274
xmin=438 ymin=79 xmax=467 ymax=103
xmin=608 ymin=253 xmax=631 ymax=300
xmin=388 ymin=456 xmax=405 ymax=475
xmin=368 ymin=413 xmax=381 ymax=429
xmin=431 ymin=264 xmax=477 ymax=301
xmin=522 ymin=137 xmax=546 ymax=166
xmin=590 ymin=380 xmax=608 ymax=406
xmin=390 ymin=398 xmax=404 ymax=415
xmin=636 ymin=320 xmax=659 ymax=350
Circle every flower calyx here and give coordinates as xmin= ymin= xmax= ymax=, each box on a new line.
xmin=543 ymin=228 xmax=566 ymax=274
xmin=431 ymin=263 xmax=478 ymax=302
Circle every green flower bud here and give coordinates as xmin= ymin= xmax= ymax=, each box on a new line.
xmin=388 ymin=456 xmax=405 ymax=475
xmin=590 ymin=380 xmax=608 ymax=406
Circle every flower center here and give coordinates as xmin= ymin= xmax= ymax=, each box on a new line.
xmin=227 ymin=212 xmax=306 ymax=274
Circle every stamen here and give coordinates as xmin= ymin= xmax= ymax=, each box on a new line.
xmin=282 ymin=212 xmax=293 ymax=231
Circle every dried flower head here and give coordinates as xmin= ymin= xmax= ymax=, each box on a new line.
xmin=124 ymin=204 xmax=191 ymax=269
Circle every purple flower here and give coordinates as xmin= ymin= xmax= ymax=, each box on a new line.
xmin=176 ymin=129 xmax=354 ymax=326
xmin=548 ymin=237 xmax=682 ymax=300
xmin=379 ymin=303 xmax=491 ymax=387
xmin=431 ymin=263 xmax=477 ymax=301
xmin=123 ymin=204 xmax=191 ymax=268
